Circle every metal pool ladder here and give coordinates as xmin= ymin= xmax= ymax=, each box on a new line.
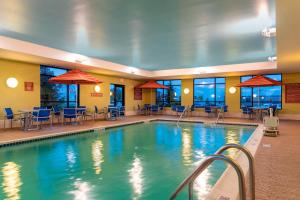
xmin=169 ymin=143 xmax=255 ymax=200
xmin=176 ymin=106 xmax=188 ymax=127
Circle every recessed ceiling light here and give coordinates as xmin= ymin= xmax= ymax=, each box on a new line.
xmin=262 ymin=27 xmax=276 ymax=37
xmin=268 ymin=56 xmax=277 ymax=62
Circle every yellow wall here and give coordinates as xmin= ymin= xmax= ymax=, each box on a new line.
xmin=0 ymin=59 xmax=40 ymax=115
xmin=225 ymin=76 xmax=241 ymax=113
xmin=181 ymin=79 xmax=193 ymax=106
xmin=282 ymin=73 xmax=300 ymax=114
xmin=80 ymin=75 xmax=144 ymax=113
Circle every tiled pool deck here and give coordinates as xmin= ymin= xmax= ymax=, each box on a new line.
xmin=0 ymin=115 xmax=299 ymax=199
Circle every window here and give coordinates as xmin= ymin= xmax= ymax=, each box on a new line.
xmin=40 ymin=66 xmax=79 ymax=108
xmin=193 ymin=77 xmax=225 ymax=107
xmin=156 ymin=80 xmax=181 ymax=106
xmin=240 ymin=74 xmax=282 ymax=109
xmin=110 ymin=84 xmax=125 ymax=107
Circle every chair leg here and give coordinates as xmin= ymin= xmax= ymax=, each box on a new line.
xmin=10 ymin=119 xmax=13 ymax=128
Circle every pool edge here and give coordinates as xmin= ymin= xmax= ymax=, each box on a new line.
xmin=206 ymin=124 xmax=263 ymax=200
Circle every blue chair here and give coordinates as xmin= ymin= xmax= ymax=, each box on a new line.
xmin=76 ymin=106 xmax=87 ymax=120
xmin=63 ymin=108 xmax=78 ymax=124
xmin=190 ymin=105 xmax=195 ymax=112
xmin=52 ymin=105 xmax=61 ymax=122
xmin=150 ymin=105 xmax=159 ymax=114
xmin=159 ymin=105 xmax=164 ymax=113
xmin=144 ymin=104 xmax=151 ymax=115
xmin=205 ymin=106 xmax=213 ymax=117
xmin=176 ymin=106 xmax=185 ymax=116
xmin=31 ymin=109 xmax=51 ymax=129
xmin=118 ymin=106 xmax=126 ymax=118
xmin=3 ymin=108 xmax=23 ymax=128
xmin=171 ymin=105 xmax=177 ymax=112
xmin=108 ymin=106 xmax=119 ymax=120
xmin=242 ymin=107 xmax=253 ymax=119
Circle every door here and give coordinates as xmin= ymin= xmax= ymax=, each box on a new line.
xmin=110 ymin=84 xmax=125 ymax=106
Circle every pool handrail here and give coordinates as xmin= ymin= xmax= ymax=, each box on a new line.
xmin=215 ymin=143 xmax=255 ymax=200
xmin=169 ymin=154 xmax=246 ymax=200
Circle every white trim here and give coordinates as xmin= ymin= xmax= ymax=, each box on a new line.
xmin=0 ymin=35 xmax=277 ymax=78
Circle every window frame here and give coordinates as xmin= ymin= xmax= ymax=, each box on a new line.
xmin=40 ymin=65 xmax=80 ymax=108
xmin=239 ymin=73 xmax=282 ymax=109
xmin=156 ymin=79 xmax=182 ymax=106
xmin=193 ymin=77 xmax=226 ymax=108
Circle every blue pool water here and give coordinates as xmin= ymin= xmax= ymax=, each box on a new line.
xmin=0 ymin=121 xmax=255 ymax=200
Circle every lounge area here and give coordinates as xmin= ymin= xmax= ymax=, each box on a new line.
xmin=0 ymin=0 xmax=300 ymax=200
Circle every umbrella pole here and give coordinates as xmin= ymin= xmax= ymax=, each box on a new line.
xmin=258 ymin=87 xmax=260 ymax=107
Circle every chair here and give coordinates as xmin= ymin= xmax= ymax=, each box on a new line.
xmin=137 ymin=105 xmax=146 ymax=115
xmin=150 ymin=105 xmax=159 ymax=114
xmin=52 ymin=105 xmax=61 ymax=122
xmin=263 ymin=108 xmax=279 ymax=136
xmin=94 ymin=105 xmax=105 ymax=119
xmin=242 ymin=107 xmax=253 ymax=119
xmin=63 ymin=108 xmax=78 ymax=124
xmin=108 ymin=106 xmax=119 ymax=120
xmin=204 ymin=106 xmax=213 ymax=117
xmin=77 ymin=106 xmax=92 ymax=121
xmin=3 ymin=108 xmax=23 ymax=128
xmin=31 ymin=109 xmax=52 ymax=129
xmin=144 ymin=104 xmax=151 ymax=115
xmin=159 ymin=105 xmax=164 ymax=114
xmin=176 ymin=106 xmax=186 ymax=116
xmin=118 ymin=106 xmax=126 ymax=118
xmin=218 ymin=105 xmax=228 ymax=120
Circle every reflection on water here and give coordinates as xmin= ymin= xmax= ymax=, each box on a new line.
xmin=182 ymin=129 xmax=193 ymax=166
xmin=193 ymin=150 xmax=212 ymax=199
xmin=128 ymin=155 xmax=143 ymax=200
xmin=92 ymin=140 xmax=104 ymax=174
xmin=69 ymin=179 xmax=93 ymax=200
xmin=194 ymin=169 xmax=212 ymax=200
xmin=66 ymin=146 xmax=77 ymax=168
xmin=225 ymin=130 xmax=240 ymax=158
xmin=2 ymin=162 xmax=22 ymax=200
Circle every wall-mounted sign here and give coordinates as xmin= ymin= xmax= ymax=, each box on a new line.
xmin=24 ymin=82 xmax=34 ymax=91
xmin=285 ymin=83 xmax=300 ymax=103
xmin=134 ymin=88 xmax=142 ymax=100
xmin=91 ymin=93 xmax=103 ymax=97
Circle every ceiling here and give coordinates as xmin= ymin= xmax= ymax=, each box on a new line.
xmin=0 ymin=0 xmax=276 ymax=71
xmin=277 ymin=0 xmax=300 ymax=73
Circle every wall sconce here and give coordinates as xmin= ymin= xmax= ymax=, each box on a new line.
xmin=6 ymin=77 xmax=19 ymax=88
xmin=229 ymin=87 xmax=237 ymax=94
xmin=183 ymin=88 xmax=190 ymax=94
xmin=94 ymin=85 xmax=101 ymax=93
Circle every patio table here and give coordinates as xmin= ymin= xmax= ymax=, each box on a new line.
xmin=210 ymin=106 xmax=222 ymax=117
xmin=249 ymin=106 xmax=269 ymax=120
xmin=18 ymin=109 xmax=35 ymax=131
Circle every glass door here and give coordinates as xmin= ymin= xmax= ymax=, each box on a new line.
xmin=110 ymin=84 xmax=125 ymax=106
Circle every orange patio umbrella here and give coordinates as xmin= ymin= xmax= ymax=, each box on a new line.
xmin=236 ymin=75 xmax=282 ymax=87
xmin=137 ymin=80 xmax=169 ymax=104
xmin=236 ymin=75 xmax=282 ymax=106
xmin=138 ymin=80 xmax=169 ymax=89
xmin=48 ymin=69 xmax=103 ymax=84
